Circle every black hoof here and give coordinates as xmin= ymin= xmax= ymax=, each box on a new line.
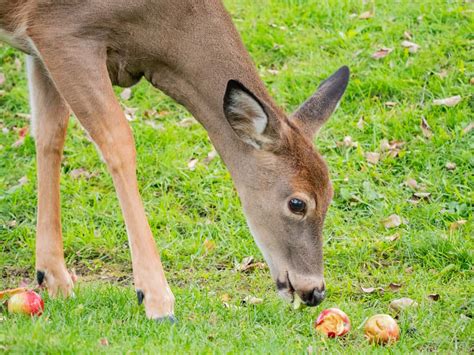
xmin=136 ymin=289 xmax=144 ymax=305
xmin=37 ymin=270 xmax=45 ymax=285
xmin=154 ymin=315 xmax=177 ymax=324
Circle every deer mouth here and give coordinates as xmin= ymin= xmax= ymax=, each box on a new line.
xmin=276 ymin=271 xmax=296 ymax=303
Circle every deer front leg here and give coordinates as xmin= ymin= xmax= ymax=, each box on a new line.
xmin=27 ymin=56 xmax=74 ymax=297
xmin=32 ymin=45 xmax=175 ymax=320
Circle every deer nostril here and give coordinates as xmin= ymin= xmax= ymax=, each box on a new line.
xmin=300 ymin=288 xmax=326 ymax=307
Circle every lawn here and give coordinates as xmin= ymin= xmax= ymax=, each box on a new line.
xmin=0 ymin=0 xmax=472 ymax=353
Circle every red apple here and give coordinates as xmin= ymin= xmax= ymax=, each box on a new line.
xmin=315 ymin=308 xmax=351 ymax=337
xmin=364 ymin=314 xmax=400 ymax=344
xmin=7 ymin=290 xmax=44 ymax=316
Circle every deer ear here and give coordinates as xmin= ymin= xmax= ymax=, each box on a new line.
xmin=292 ymin=66 xmax=350 ymax=138
xmin=224 ymin=80 xmax=274 ymax=149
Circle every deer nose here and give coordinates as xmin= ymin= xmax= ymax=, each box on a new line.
xmin=299 ymin=287 xmax=326 ymax=307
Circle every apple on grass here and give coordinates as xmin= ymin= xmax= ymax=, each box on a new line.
xmin=314 ymin=308 xmax=351 ymax=338
xmin=364 ymin=314 xmax=400 ymax=344
xmin=7 ymin=290 xmax=44 ymax=316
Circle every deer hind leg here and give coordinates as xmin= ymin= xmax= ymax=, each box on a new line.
xmin=27 ymin=55 xmax=74 ymax=297
xmin=31 ymin=42 xmax=175 ymax=320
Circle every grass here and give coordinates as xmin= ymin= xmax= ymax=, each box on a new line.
xmin=1 ymin=0 xmax=473 ymax=352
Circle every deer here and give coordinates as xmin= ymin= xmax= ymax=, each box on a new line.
xmin=0 ymin=0 xmax=349 ymax=322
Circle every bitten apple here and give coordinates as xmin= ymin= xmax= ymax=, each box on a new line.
xmin=7 ymin=290 xmax=44 ymax=316
xmin=364 ymin=314 xmax=400 ymax=344
xmin=314 ymin=308 xmax=351 ymax=337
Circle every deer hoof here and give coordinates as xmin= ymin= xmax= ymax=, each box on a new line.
xmin=154 ymin=315 xmax=177 ymax=324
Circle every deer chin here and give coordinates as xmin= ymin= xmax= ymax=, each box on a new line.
xmin=277 ymin=271 xmax=296 ymax=303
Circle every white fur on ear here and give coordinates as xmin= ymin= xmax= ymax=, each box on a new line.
xmin=224 ymin=83 xmax=270 ymax=149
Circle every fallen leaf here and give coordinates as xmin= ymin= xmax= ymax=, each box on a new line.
xmin=413 ymin=192 xmax=431 ymax=200
xmin=384 ymin=101 xmax=397 ymax=107
xmin=99 ymin=338 xmax=109 ymax=346
xmin=437 ymin=69 xmax=449 ymax=79
xmin=6 ymin=220 xmax=17 ymax=227
xmin=267 ymin=69 xmax=279 ymax=75
xmin=124 ymin=107 xmax=138 ymax=121
xmin=427 ymin=293 xmax=440 ymax=301
xmin=403 ymin=31 xmax=412 ymax=40
xmin=242 ymin=295 xmax=263 ymax=305
xmin=420 ymin=117 xmax=433 ymax=138
xmin=11 ymin=126 xmax=29 ymax=147
xmin=433 ymin=95 xmax=461 ymax=107
xmin=70 ymin=168 xmax=95 ymax=180
xmin=365 ymin=152 xmax=380 ymax=165
xmin=380 ymin=139 xmax=405 ymax=158
xmin=236 ymin=256 xmax=266 ymax=272
xmin=445 ymin=162 xmax=456 ymax=170
xmin=358 ymin=11 xmax=373 ymax=19
xmin=0 ymin=72 xmax=5 ymax=86
xmin=203 ymin=239 xmax=216 ymax=252
xmin=371 ymin=47 xmax=393 ymax=59
xmin=388 ymin=282 xmax=402 ymax=291
xmin=144 ymin=120 xmax=164 ymax=130
xmin=405 ymin=266 xmax=414 ymax=274
xmin=203 ymin=149 xmax=218 ymax=164
xmin=16 ymin=113 xmax=31 ymax=120
xmin=361 ymin=286 xmax=376 ymax=293
xmin=357 ymin=117 xmax=365 ymax=130
xmin=405 ymin=178 xmax=418 ymax=190
xmin=401 ymin=40 xmax=420 ymax=53
xmin=177 ymin=117 xmax=197 ymax=127
xmin=143 ymin=109 xmax=157 ymax=118
xmin=382 ymin=214 xmax=402 ymax=228
xmin=462 ymin=122 xmax=473 ymax=134
xmin=337 ymin=135 xmax=358 ymax=148
xmin=449 ymin=219 xmax=467 ymax=232
xmin=120 ymin=88 xmax=132 ymax=100
xmin=385 ymin=233 xmax=400 ymax=242
xmin=389 ymin=297 xmax=418 ymax=312
xmin=188 ymin=158 xmax=198 ymax=171
xmin=221 ymin=293 xmax=231 ymax=302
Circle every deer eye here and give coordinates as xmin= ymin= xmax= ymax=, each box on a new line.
xmin=288 ymin=198 xmax=306 ymax=214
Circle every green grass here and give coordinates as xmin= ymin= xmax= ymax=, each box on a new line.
xmin=1 ymin=0 xmax=473 ymax=353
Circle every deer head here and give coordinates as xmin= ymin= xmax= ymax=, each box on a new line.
xmin=223 ymin=66 xmax=349 ymax=306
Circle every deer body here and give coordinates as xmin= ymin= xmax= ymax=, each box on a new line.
xmin=1 ymin=0 xmax=349 ymax=321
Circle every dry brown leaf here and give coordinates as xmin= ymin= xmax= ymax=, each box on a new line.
xmin=203 ymin=239 xmax=216 ymax=252
xmin=389 ymin=297 xmax=418 ymax=312
xmin=462 ymin=122 xmax=473 ymax=134
xmin=361 ymin=286 xmax=376 ymax=293
xmin=242 ymin=295 xmax=263 ymax=305
xmin=403 ymin=31 xmax=413 ymax=40
xmin=337 ymin=135 xmax=358 ymax=148
xmin=365 ymin=152 xmax=380 ymax=165
xmin=401 ymin=40 xmax=420 ymax=53
xmin=123 ymin=107 xmax=138 ymax=121
xmin=357 ymin=117 xmax=365 ymax=130
xmin=144 ymin=120 xmax=164 ymax=130
xmin=203 ymin=149 xmax=218 ymax=165
xmin=267 ymin=69 xmax=279 ymax=75
xmin=388 ymin=282 xmax=402 ymax=291
xmin=177 ymin=117 xmax=197 ymax=127
xmin=70 ymin=168 xmax=95 ymax=180
xmin=420 ymin=117 xmax=433 ymax=138
xmin=405 ymin=178 xmax=418 ymax=190
xmin=371 ymin=47 xmax=393 ymax=59
xmin=405 ymin=266 xmax=414 ymax=274
xmin=382 ymin=214 xmax=402 ymax=228
xmin=11 ymin=126 xmax=29 ymax=147
xmin=427 ymin=293 xmax=440 ymax=301
xmin=236 ymin=256 xmax=266 ymax=272
xmin=445 ymin=162 xmax=456 ymax=171
xmin=99 ymin=338 xmax=109 ymax=346
xmin=0 ymin=72 xmax=5 ymax=86
xmin=120 ymin=88 xmax=132 ymax=100
xmin=358 ymin=11 xmax=373 ymax=19
xmin=449 ymin=219 xmax=467 ymax=232
xmin=384 ymin=101 xmax=397 ymax=107
xmin=437 ymin=69 xmax=449 ymax=79
xmin=221 ymin=293 xmax=231 ymax=302
xmin=433 ymin=95 xmax=461 ymax=107
xmin=385 ymin=233 xmax=400 ymax=242
xmin=188 ymin=158 xmax=198 ymax=171
xmin=413 ymin=192 xmax=431 ymax=200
